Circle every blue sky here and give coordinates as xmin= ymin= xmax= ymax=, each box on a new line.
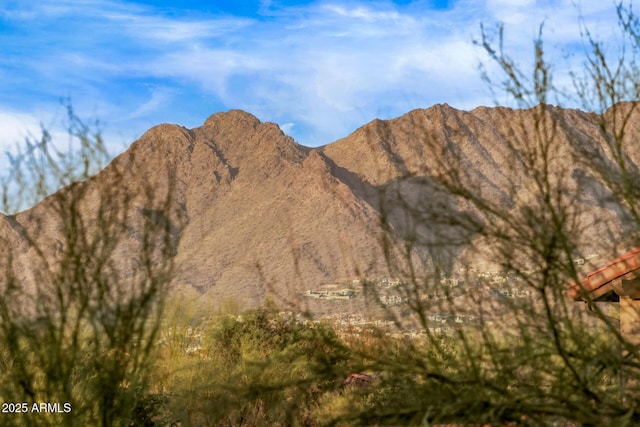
xmin=0 ymin=0 xmax=623 ymax=155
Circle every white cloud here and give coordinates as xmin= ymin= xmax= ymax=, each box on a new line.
xmin=0 ymin=110 xmax=43 ymax=151
xmin=130 ymin=1 xmax=627 ymax=142
xmin=105 ymin=11 xmax=254 ymax=43
xmin=0 ymin=103 xmax=124 ymax=157
xmin=0 ymin=0 xmax=630 ymax=147
xmin=0 ymin=108 xmax=73 ymax=173
xmin=125 ymin=87 xmax=175 ymax=121
xmin=322 ymin=4 xmax=402 ymax=21
xmin=280 ymin=122 xmax=295 ymax=134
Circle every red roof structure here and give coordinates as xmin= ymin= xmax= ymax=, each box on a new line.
xmin=568 ymin=247 xmax=640 ymax=300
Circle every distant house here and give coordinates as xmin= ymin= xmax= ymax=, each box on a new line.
xmin=569 ymin=247 xmax=640 ymax=345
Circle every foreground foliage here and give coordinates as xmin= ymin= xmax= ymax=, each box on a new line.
xmin=151 ymin=305 xmax=351 ymax=426
xmin=147 ymin=306 xmax=628 ymax=426
xmin=5 ymin=3 xmax=640 ymax=426
xmin=0 ymin=107 xmax=179 ymax=426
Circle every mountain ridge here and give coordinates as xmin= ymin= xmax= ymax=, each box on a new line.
xmin=3 ymin=103 xmax=639 ymax=312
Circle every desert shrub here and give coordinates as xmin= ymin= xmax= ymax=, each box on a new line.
xmin=321 ymin=4 xmax=640 ymax=426
xmin=154 ymin=307 xmax=351 ymax=426
xmin=0 ymin=107 xmax=179 ymax=426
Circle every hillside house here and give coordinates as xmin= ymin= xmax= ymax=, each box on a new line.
xmin=569 ymin=247 xmax=640 ymax=345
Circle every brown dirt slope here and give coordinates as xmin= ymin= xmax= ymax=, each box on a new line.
xmin=2 ymin=104 xmax=640 ymax=311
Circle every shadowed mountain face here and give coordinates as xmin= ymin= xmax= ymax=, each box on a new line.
xmin=2 ymin=104 xmax=640 ymax=311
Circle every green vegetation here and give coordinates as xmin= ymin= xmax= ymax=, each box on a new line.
xmin=5 ymin=3 xmax=640 ymax=426
xmin=0 ymin=106 xmax=179 ymax=426
xmin=143 ymin=306 xmax=626 ymax=426
xmin=151 ymin=305 xmax=351 ymax=426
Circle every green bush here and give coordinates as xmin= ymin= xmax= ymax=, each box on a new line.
xmin=154 ymin=307 xmax=351 ymax=426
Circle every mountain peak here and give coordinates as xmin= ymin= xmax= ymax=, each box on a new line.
xmin=6 ymin=103 xmax=638 ymax=312
xmin=203 ymin=109 xmax=262 ymax=130
xmin=139 ymin=123 xmax=192 ymax=141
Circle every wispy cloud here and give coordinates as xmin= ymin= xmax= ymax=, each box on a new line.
xmin=0 ymin=106 xmax=73 ymax=172
xmin=0 ymin=110 xmax=44 ymax=152
xmin=124 ymin=87 xmax=176 ymax=121
xmin=0 ymin=0 xmax=626 ymax=149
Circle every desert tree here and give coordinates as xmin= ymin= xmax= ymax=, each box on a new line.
xmin=0 ymin=105 xmax=182 ymax=426
xmin=316 ymin=3 xmax=640 ymax=426
xmin=140 ymin=4 xmax=640 ymax=426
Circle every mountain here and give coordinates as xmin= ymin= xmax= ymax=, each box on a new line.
xmin=2 ymin=104 xmax=639 ymax=313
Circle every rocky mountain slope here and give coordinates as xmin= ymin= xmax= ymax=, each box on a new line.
xmin=2 ymin=103 xmax=639 ymax=311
